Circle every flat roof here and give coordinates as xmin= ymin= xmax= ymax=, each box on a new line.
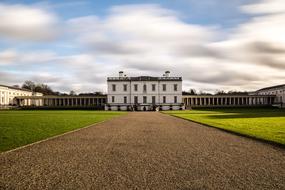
xmin=256 ymin=84 xmax=285 ymax=91
xmin=0 ymin=84 xmax=32 ymax=92
xmin=107 ymin=76 xmax=182 ymax=81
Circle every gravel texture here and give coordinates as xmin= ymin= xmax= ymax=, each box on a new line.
xmin=0 ymin=112 xmax=284 ymax=190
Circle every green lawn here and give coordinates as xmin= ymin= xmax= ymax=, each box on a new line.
xmin=164 ymin=108 xmax=285 ymax=145
xmin=0 ymin=110 xmax=125 ymax=152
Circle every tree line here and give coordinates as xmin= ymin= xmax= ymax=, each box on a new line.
xmin=15 ymin=81 xmax=104 ymax=96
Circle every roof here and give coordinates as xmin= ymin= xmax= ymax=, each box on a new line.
xmin=0 ymin=84 xmax=33 ymax=92
xmin=256 ymin=84 xmax=285 ymax=92
xmin=107 ymin=76 xmax=182 ymax=81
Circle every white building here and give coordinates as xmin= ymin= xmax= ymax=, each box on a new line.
xmin=106 ymin=71 xmax=183 ymax=111
xmin=254 ymin=84 xmax=285 ymax=107
xmin=0 ymin=85 xmax=43 ymax=107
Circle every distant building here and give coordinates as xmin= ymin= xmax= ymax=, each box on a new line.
xmin=0 ymin=85 xmax=43 ymax=107
xmin=106 ymin=71 xmax=184 ymax=111
xmin=254 ymin=84 xmax=285 ymax=107
xmin=0 ymin=73 xmax=282 ymax=110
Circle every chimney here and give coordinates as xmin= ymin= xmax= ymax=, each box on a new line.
xmin=119 ymin=71 xmax=124 ymax=77
xmin=165 ymin=71 xmax=170 ymax=77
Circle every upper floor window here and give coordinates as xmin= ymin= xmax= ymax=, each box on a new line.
xmin=162 ymin=84 xmax=166 ymax=91
xmin=112 ymin=84 xmax=116 ymax=91
xmin=143 ymin=84 xmax=147 ymax=92
xmin=152 ymin=84 xmax=156 ymax=91
xmin=174 ymin=84 xmax=178 ymax=91
xmin=123 ymin=84 xmax=127 ymax=91
xmin=134 ymin=84 xmax=138 ymax=91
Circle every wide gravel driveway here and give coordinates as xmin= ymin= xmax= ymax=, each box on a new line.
xmin=1 ymin=112 xmax=284 ymax=189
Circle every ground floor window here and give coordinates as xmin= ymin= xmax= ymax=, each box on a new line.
xmin=134 ymin=96 xmax=138 ymax=104
xmin=112 ymin=96 xmax=115 ymax=103
xmin=152 ymin=96 xmax=156 ymax=104
xmin=143 ymin=96 xmax=147 ymax=104
xmin=163 ymin=96 xmax=166 ymax=103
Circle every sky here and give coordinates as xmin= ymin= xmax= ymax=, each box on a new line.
xmin=0 ymin=0 xmax=284 ymax=93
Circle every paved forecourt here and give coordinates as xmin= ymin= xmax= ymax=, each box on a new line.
xmin=0 ymin=112 xmax=284 ymax=189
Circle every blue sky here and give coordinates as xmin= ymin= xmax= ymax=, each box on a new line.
xmin=0 ymin=0 xmax=284 ymax=93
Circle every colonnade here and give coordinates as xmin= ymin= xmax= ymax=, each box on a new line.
xmin=16 ymin=96 xmax=107 ymax=107
xmin=183 ymin=95 xmax=275 ymax=108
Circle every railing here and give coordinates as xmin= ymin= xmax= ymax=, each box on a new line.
xmin=107 ymin=77 xmax=182 ymax=81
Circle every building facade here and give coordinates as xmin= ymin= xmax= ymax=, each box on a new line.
xmin=106 ymin=71 xmax=183 ymax=111
xmin=0 ymin=85 xmax=43 ymax=107
xmin=254 ymin=84 xmax=285 ymax=107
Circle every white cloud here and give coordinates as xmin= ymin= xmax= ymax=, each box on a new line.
xmin=0 ymin=3 xmax=59 ymax=41
xmin=65 ymin=2 xmax=285 ymax=92
xmin=0 ymin=49 xmax=56 ymax=65
xmin=2 ymin=1 xmax=285 ymax=93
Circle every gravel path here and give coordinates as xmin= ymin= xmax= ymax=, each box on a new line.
xmin=0 ymin=112 xmax=284 ymax=190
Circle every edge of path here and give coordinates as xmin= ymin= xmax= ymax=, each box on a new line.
xmin=161 ymin=112 xmax=285 ymax=149
xmin=0 ymin=113 xmax=128 ymax=155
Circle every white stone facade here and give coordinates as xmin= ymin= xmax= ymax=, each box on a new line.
xmin=254 ymin=84 xmax=285 ymax=107
xmin=0 ymin=85 xmax=43 ymax=107
xmin=106 ymin=72 xmax=183 ymax=111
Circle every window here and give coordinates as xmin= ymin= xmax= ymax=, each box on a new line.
xmin=112 ymin=84 xmax=116 ymax=91
xmin=152 ymin=84 xmax=156 ymax=91
xmin=152 ymin=96 xmax=156 ymax=104
xmin=123 ymin=84 xmax=127 ymax=91
xmin=134 ymin=84 xmax=138 ymax=91
xmin=174 ymin=84 xmax=178 ymax=91
xmin=134 ymin=96 xmax=138 ymax=104
xmin=174 ymin=96 xmax=177 ymax=103
xmin=124 ymin=96 xmax=127 ymax=103
xmin=143 ymin=84 xmax=147 ymax=92
xmin=162 ymin=84 xmax=166 ymax=91
xmin=163 ymin=96 xmax=166 ymax=103
xmin=112 ymin=96 xmax=115 ymax=103
xmin=143 ymin=96 xmax=147 ymax=104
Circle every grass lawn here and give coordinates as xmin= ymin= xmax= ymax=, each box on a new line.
xmin=164 ymin=108 xmax=285 ymax=145
xmin=0 ymin=110 xmax=125 ymax=152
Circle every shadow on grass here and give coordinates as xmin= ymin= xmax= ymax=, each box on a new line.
xmin=206 ymin=112 xmax=285 ymax=119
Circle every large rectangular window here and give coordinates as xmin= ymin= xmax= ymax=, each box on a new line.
xmin=112 ymin=96 xmax=115 ymax=103
xmin=174 ymin=96 xmax=177 ymax=103
xmin=163 ymin=96 xmax=166 ymax=103
xmin=162 ymin=84 xmax=166 ymax=91
xmin=123 ymin=84 xmax=127 ymax=91
xmin=174 ymin=84 xmax=178 ymax=91
xmin=143 ymin=96 xmax=147 ymax=104
xmin=124 ymin=96 xmax=127 ymax=103
xmin=152 ymin=96 xmax=156 ymax=104
xmin=143 ymin=84 xmax=147 ymax=92
xmin=134 ymin=96 xmax=138 ymax=104
xmin=112 ymin=84 xmax=116 ymax=91
xmin=152 ymin=84 xmax=156 ymax=91
xmin=134 ymin=84 xmax=138 ymax=91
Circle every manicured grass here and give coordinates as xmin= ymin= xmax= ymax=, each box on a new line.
xmin=164 ymin=108 xmax=285 ymax=145
xmin=0 ymin=110 xmax=125 ymax=152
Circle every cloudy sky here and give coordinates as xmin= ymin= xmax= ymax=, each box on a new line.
xmin=0 ymin=0 xmax=284 ymax=93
